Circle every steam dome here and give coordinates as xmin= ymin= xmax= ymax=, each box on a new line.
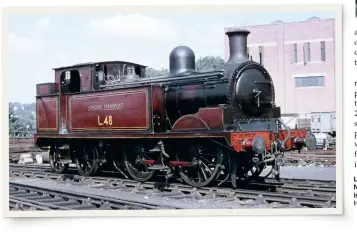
xmin=169 ymin=46 xmax=196 ymax=76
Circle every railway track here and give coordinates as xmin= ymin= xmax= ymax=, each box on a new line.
xmin=9 ymin=182 xmax=171 ymax=211
xmin=283 ymin=150 xmax=335 ymax=159
xmin=292 ymin=150 xmax=336 ymax=155
xmin=9 ymin=163 xmax=337 ymax=187
xmin=9 ymin=164 xmax=336 ymax=209
xmin=282 ymin=151 xmax=336 ymax=167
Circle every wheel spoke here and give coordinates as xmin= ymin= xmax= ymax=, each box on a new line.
xmin=86 ymin=161 xmax=92 ymax=170
xmin=200 ymin=156 xmax=214 ymax=165
xmin=197 ymin=171 xmax=203 ymax=183
xmin=200 ymin=167 xmax=208 ymax=180
xmin=201 ymin=162 xmax=213 ymax=175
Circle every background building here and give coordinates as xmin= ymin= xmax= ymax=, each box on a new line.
xmin=224 ymin=17 xmax=336 ymax=116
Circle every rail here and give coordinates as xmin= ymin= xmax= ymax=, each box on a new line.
xmin=9 ymin=131 xmax=35 ymax=140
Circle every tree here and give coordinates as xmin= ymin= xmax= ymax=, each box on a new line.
xmin=196 ymin=56 xmax=225 ymax=71
xmin=9 ymin=106 xmax=18 ymax=131
xmin=146 ymin=67 xmax=169 ymax=77
xmin=8 ymin=102 xmax=36 ymax=133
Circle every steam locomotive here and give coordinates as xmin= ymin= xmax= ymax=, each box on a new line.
xmin=34 ymin=29 xmax=316 ymax=188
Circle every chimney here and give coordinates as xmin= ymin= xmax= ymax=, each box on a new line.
xmin=225 ymin=28 xmax=250 ymax=64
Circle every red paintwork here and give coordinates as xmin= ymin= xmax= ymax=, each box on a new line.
xmin=171 ymin=107 xmax=223 ymax=131
xmin=55 ymin=67 xmax=92 ymax=93
xmin=231 ymin=132 xmax=273 ymax=152
xmin=142 ymin=160 xmax=155 ymax=165
xmin=36 ymin=97 xmax=58 ymax=132
xmin=242 ymin=138 xmax=253 ymax=150
xmin=68 ymin=88 xmax=150 ymax=132
xmin=151 ymin=86 xmax=166 ymax=132
xmin=38 ymin=86 xmax=49 ymax=94
xmin=231 ymin=129 xmax=309 ymax=152
xmin=55 ymin=73 xmax=59 ymax=93
xmin=36 ymin=83 xmax=56 ymax=96
xmin=168 ymin=161 xmax=191 ymax=167
xmin=279 ymin=129 xmax=307 ymax=150
xmin=78 ymin=67 xmax=92 ymax=91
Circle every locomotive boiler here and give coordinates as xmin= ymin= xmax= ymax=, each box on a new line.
xmin=34 ymin=28 xmax=316 ymax=188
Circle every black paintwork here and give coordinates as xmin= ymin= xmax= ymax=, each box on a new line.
xmin=169 ymin=46 xmax=197 ymax=77
xmin=225 ymin=29 xmax=250 ymax=65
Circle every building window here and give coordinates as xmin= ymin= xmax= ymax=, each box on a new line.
xmin=259 ymin=46 xmax=264 ymax=65
xmin=303 ymin=42 xmax=311 ymax=63
xmin=292 ymin=43 xmax=297 ymax=63
xmin=320 ymin=41 xmax=326 ymax=61
xmin=295 ymin=76 xmax=325 ymax=87
xmin=247 ymin=47 xmax=253 ymax=60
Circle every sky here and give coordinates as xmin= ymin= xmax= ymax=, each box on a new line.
xmin=6 ymin=10 xmax=335 ymax=103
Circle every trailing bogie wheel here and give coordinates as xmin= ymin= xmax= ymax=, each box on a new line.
xmin=49 ymin=147 xmax=69 ymax=174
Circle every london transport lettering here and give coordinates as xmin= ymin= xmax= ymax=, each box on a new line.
xmin=87 ymin=103 xmax=124 ymax=126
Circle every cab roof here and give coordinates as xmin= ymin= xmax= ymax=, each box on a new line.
xmin=53 ymin=61 xmax=147 ymax=71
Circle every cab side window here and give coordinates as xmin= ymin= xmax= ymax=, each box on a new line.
xmin=60 ymin=70 xmax=81 ymax=94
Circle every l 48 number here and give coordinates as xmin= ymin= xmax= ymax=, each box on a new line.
xmin=98 ymin=115 xmax=113 ymax=126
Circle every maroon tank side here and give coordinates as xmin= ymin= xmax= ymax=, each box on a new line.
xmin=36 ymin=96 xmax=59 ymax=132
xmin=68 ymin=88 xmax=151 ymax=132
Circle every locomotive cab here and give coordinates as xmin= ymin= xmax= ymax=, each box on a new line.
xmin=92 ymin=61 xmax=147 ymax=89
